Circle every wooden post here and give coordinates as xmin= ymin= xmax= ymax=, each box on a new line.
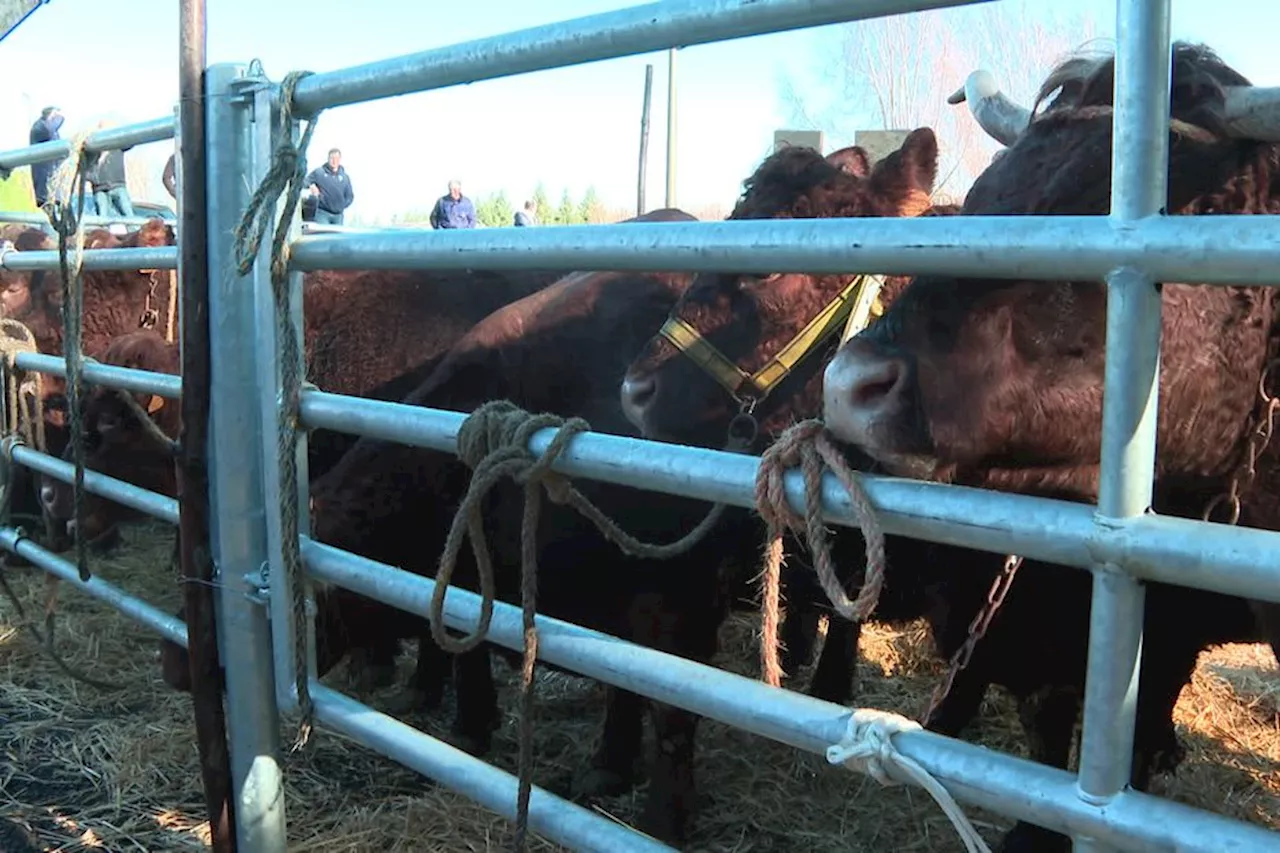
xmin=637 ymin=63 xmax=653 ymax=216
xmin=177 ymin=1 xmax=235 ymax=850
xmin=664 ymin=47 xmax=678 ymax=209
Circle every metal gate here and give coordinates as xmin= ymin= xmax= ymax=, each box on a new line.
xmin=1 ymin=0 xmax=1278 ymax=851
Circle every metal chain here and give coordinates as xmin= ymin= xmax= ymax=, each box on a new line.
xmin=919 ymin=553 xmax=1023 ymax=725
xmin=138 ymin=270 xmax=162 ymax=331
xmin=1202 ymin=358 xmax=1279 ymax=526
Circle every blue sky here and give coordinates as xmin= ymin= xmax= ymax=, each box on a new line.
xmin=0 ymin=0 xmax=1274 ymax=222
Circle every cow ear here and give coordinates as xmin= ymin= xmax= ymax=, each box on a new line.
xmin=871 ymin=127 xmax=939 ymax=196
xmin=825 ymin=146 xmax=871 ymax=178
xmin=146 ymin=394 xmax=165 ymax=414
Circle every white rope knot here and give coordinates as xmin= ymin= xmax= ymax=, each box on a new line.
xmin=826 ymin=709 xmax=992 ymax=853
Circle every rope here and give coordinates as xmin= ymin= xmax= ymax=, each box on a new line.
xmin=110 ymin=382 xmax=180 ymax=457
xmin=231 ymin=69 xmax=320 ymax=752
xmin=46 ymin=134 xmax=93 ymax=585
xmin=826 ymin=709 xmax=991 ymax=853
xmin=0 ymin=320 xmax=46 ymax=454
xmin=432 ymin=400 xmax=726 ymax=851
xmin=164 ymin=269 xmax=179 ymax=344
xmin=754 ymin=419 xmax=885 ymax=688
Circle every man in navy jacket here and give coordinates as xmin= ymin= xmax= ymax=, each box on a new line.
xmin=29 ymin=106 xmax=64 ymax=207
xmin=429 ymin=180 xmax=476 ymax=229
xmin=303 ymin=148 xmax=354 ymax=225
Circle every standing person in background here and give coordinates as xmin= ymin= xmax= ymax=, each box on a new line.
xmin=303 ymin=147 xmax=354 ymax=225
xmin=162 ymin=153 xmax=177 ymax=200
xmin=28 ymin=106 xmax=64 ymax=208
xmin=429 ymin=179 xmax=476 ymax=229
xmin=513 ymin=198 xmax=537 ymax=227
xmin=88 ymin=122 xmax=136 ymax=220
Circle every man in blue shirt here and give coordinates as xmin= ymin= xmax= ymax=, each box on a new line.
xmin=429 ymin=180 xmax=476 ymax=229
xmin=303 ymin=148 xmax=354 ymax=225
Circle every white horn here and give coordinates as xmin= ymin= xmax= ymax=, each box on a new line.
xmin=949 ymin=70 xmax=1033 ymax=147
xmin=1223 ymin=86 xmax=1280 ymax=142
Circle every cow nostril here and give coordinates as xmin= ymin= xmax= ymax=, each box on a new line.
xmin=622 ymin=374 xmax=657 ymax=409
xmin=850 ymin=359 xmax=904 ymax=410
xmin=39 ymin=484 xmax=55 ymax=510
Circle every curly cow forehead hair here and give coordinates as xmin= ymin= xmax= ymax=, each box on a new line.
xmin=1033 ymin=41 xmax=1254 ymax=136
xmin=730 ymin=146 xmax=852 ymax=219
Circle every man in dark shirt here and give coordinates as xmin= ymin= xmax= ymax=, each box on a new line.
xmin=88 ymin=141 xmax=135 ymax=220
xmin=513 ymin=199 xmax=537 ymax=227
xmin=28 ymin=106 xmax=64 ymax=208
xmin=429 ymin=180 xmax=476 ymax=229
xmin=303 ymin=148 xmax=354 ymax=225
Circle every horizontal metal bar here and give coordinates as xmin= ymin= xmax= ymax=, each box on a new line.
xmin=16 ymin=352 xmax=182 ymax=398
xmin=286 ymin=215 xmax=1280 ymax=287
xmin=0 ymin=526 xmax=187 ymax=648
xmin=0 ymin=116 xmax=175 ymax=172
xmin=1 ymin=245 xmax=178 ymax=272
xmin=14 ymin=446 xmax=180 ymax=526
xmin=291 ymin=0 xmax=992 ymax=114
xmin=303 ymin=540 xmax=1273 ymax=852
xmin=0 ymin=210 xmax=166 ymax=229
xmin=298 ymin=391 xmax=1280 ymax=603
xmin=310 ymin=684 xmax=674 ymax=852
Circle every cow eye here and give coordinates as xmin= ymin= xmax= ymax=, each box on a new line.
xmin=739 ymin=272 xmax=782 ymax=290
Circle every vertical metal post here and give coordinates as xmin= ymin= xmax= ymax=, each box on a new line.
xmin=1075 ymin=1 xmax=1171 ymax=850
xmin=664 ymin=47 xmax=678 ymax=208
xmin=252 ymin=76 xmax=318 ymax=711
xmin=205 ymin=61 xmax=289 ymax=852
xmin=637 ymin=63 xmax=653 ymax=217
xmin=176 ymin=3 xmax=234 ymax=852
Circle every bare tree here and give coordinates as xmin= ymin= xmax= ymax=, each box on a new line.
xmin=778 ymin=3 xmax=1101 ymax=198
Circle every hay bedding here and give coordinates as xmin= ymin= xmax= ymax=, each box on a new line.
xmin=0 ymin=520 xmax=1275 ymax=852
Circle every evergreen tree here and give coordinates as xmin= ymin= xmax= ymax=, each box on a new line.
xmin=555 ymin=188 xmax=580 ymax=225
xmin=531 ymin=183 xmax=551 ymax=223
xmin=578 ymin=185 xmax=606 ymax=224
xmin=475 ymin=190 xmax=514 ymax=228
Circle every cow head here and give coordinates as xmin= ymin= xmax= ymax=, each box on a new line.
xmin=0 ymin=225 xmax=56 ymax=323
xmin=41 ymin=330 xmax=180 ymax=545
xmin=823 ymin=42 xmax=1280 ymax=499
xmin=620 ymin=130 xmax=940 ymax=448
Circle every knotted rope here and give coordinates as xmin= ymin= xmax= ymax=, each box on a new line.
xmin=432 ymin=400 xmax=727 ymax=852
xmin=46 ymin=133 xmax=93 ymax=584
xmin=164 ymin=269 xmax=179 ymax=344
xmin=753 ymin=418 xmax=885 ymax=688
xmin=231 ymin=68 xmax=319 ymax=752
xmin=826 ymin=709 xmax=991 ymax=853
xmin=0 ymin=319 xmax=47 ymax=454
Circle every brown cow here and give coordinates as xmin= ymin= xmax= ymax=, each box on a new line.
xmin=290 ymin=139 xmax=954 ymax=846
xmin=820 ymin=43 xmax=1280 ymax=851
xmin=36 ymin=235 xmax=572 ymax=544
xmin=618 ymin=112 xmax=1279 ymax=851
xmin=41 ymin=208 xmax=741 ymax=544
xmin=618 ymin=128 xmax=949 ymax=705
xmin=0 ymin=220 xmax=180 ymax=549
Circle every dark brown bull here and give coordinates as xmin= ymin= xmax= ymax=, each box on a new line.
xmin=0 ymin=220 xmax=180 ymax=547
xmin=618 ymin=127 xmax=950 ymax=704
xmin=285 ymin=149 xmax=944 ymax=845
xmin=821 ymin=43 xmax=1280 ymax=851
xmin=37 ymin=234 xmax=570 ymax=544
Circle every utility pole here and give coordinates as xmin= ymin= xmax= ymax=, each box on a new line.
xmin=637 ymin=64 xmax=653 ymax=216
xmin=664 ymin=47 xmax=678 ymax=209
